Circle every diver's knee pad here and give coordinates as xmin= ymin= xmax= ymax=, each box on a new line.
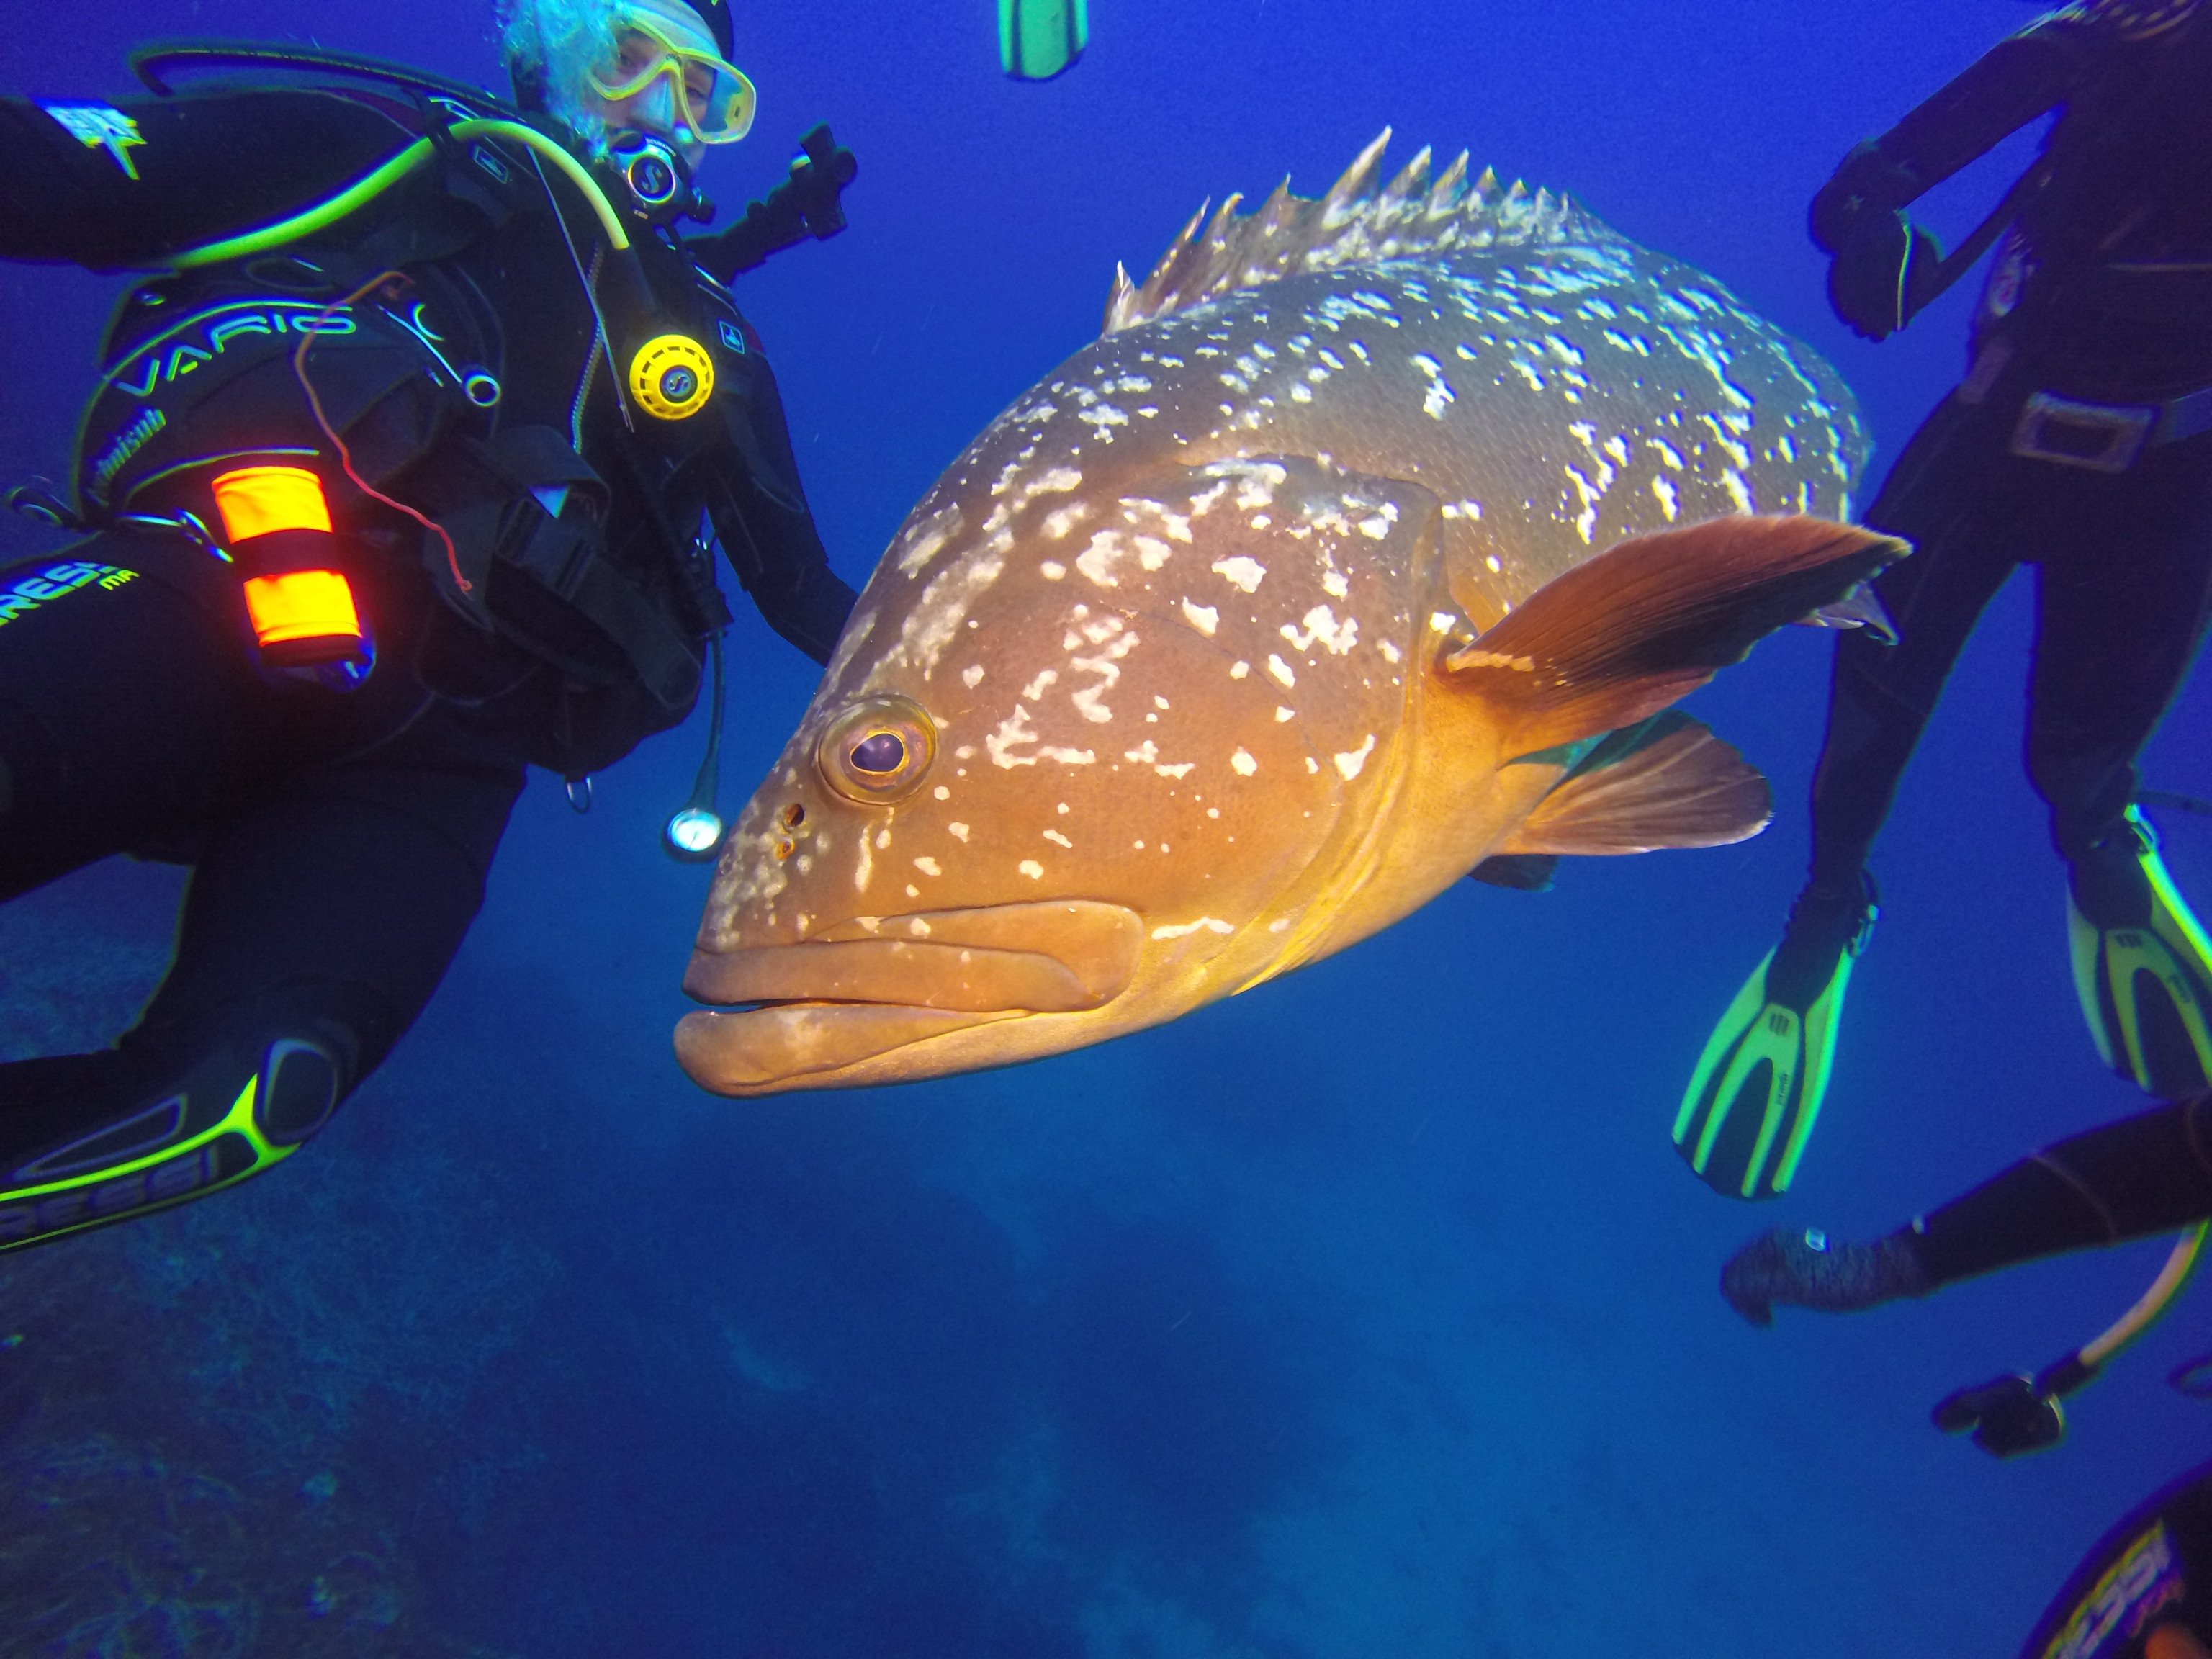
xmin=0 ymin=1032 xmax=349 ymax=1251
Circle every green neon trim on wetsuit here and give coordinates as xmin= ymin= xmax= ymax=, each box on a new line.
xmin=0 ymin=1076 xmax=295 ymax=1251
xmin=167 ymin=117 xmax=630 ymax=270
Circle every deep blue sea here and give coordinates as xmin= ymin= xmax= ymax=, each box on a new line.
xmin=5 ymin=2 xmax=2211 ymax=1653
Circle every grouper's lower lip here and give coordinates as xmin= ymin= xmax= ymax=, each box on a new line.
xmin=675 ymin=900 xmax=1144 ymax=1096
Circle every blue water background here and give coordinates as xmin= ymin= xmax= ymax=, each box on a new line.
xmin=4 ymin=0 xmax=2211 ymax=1651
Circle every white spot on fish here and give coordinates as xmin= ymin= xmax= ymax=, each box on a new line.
xmin=1321 ymin=570 xmax=1349 ymax=599
xmin=914 ymin=856 xmax=942 ymax=876
xmin=1076 ymin=530 xmax=1129 ymax=588
xmin=933 ymin=785 xmax=951 ymax=801
xmin=1043 ymin=830 xmax=1073 ymax=848
xmin=1274 ymin=706 xmax=1295 ymax=722
xmin=1022 ymin=668 xmax=1060 ymax=700
xmin=894 ymin=503 xmax=964 ymax=576
xmin=1230 ymin=661 xmax=1251 ymax=680
xmin=1019 ymin=860 xmax=1045 ymax=880
xmin=1041 ymin=503 xmax=1092 ymax=540
xmin=986 ymin=706 xmax=1040 ymax=768
xmin=1078 ymin=405 xmax=1129 ymax=440
xmin=1069 ymin=623 xmax=1138 ymax=724
xmin=1040 ymin=561 xmax=1067 ymax=580
xmin=1266 ymin=654 xmax=1296 ymax=688
xmin=1280 ymin=605 xmax=1357 ymax=655
xmin=1334 ymin=735 xmax=1377 ymax=780
xmin=1411 ymin=352 xmax=1456 ymax=418
xmin=1151 ymin=917 xmax=1235 ymax=940
xmin=1180 ymin=598 xmax=1219 ymax=637
xmin=946 ymin=822 xmax=971 ymax=843
xmin=1652 ymin=475 xmax=1680 ymax=521
xmin=1211 ymin=556 xmax=1267 ymax=593
xmin=1230 ymin=748 xmax=1258 ymax=776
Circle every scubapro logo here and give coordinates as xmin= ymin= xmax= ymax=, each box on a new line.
xmin=0 ymin=561 xmax=138 ymax=629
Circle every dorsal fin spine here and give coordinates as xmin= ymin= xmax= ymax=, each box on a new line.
xmin=1100 ymin=132 xmax=1617 ymax=336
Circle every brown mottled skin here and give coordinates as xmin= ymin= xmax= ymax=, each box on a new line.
xmin=676 ymin=138 xmax=1888 ymax=1095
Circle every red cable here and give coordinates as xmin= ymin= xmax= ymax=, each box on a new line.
xmin=291 ymin=271 xmax=472 ymax=593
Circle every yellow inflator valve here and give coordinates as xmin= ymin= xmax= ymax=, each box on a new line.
xmin=629 ymin=334 xmax=715 ymax=420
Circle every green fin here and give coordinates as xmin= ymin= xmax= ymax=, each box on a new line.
xmin=1675 ymin=942 xmax=1858 ymax=1201
xmin=1000 ymin=0 xmax=1089 ymax=80
xmin=2069 ymin=809 xmax=2212 ymax=1097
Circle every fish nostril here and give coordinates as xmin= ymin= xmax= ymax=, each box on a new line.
xmin=779 ymin=803 xmax=806 ymax=830
xmin=774 ymin=837 xmax=796 ymax=861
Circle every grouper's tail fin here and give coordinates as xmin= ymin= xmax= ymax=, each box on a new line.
xmin=1447 ymin=515 xmax=1907 ymax=757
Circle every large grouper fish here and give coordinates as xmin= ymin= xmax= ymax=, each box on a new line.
xmin=676 ymin=134 xmax=1905 ymax=1096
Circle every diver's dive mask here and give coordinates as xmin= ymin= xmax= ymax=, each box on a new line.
xmin=590 ymin=10 xmax=756 ymax=147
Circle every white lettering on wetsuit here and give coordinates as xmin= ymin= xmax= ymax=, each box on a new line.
xmin=0 ymin=561 xmax=138 ymax=628
xmin=0 ymin=1146 xmax=214 ymax=1244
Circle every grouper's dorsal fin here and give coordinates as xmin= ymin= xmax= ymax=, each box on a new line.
xmin=1102 ymin=130 xmax=1620 ymax=336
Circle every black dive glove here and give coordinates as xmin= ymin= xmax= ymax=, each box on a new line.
xmin=1721 ymin=1226 xmax=1932 ymax=1326
xmin=1809 ymin=140 xmax=1944 ymax=342
xmin=693 ymin=123 xmax=858 ymax=283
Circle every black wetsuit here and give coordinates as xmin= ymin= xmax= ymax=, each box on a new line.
xmin=1807 ymin=0 xmax=2212 ymax=882
xmin=0 ymin=71 xmax=855 ymax=1248
xmin=2020 ymin=1457 xmax=2212 ymax=1659
xmin=1907 ymin=1094 xmax=2212 ymax=1285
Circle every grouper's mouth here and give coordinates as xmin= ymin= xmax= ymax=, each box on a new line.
xmin=675 ymin=900 xmax=1145 ymax=1095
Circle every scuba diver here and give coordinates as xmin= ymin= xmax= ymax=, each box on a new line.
xmin=1676 ymin=0 xmax=2212 ymax=1201
xmin=0 ymin=0 xmax=861 ymax=1251
xmin=1721 ymin=1091 xmax=2211 ymax=1459
xmin=2020 ymin=1459 xmax=2212 ymax=1659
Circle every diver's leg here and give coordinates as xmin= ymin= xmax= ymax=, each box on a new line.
xmin=1676 ymin=405 xmax=2022 ymax=1199
xmin=1721 ymin=1093 xmax=2212 ymax=1323
xmin=0 ymin=531 xmax=278 ymax=896
xmin=2027 ymin=446 xmax=2212 ymax=859
xmin=2030 ymin=443 xmax=2212 ymax=1095
xmin=1804 ymin=408 xmax=2024 ymax=887
xmin=0 ymin=711 xmax=524 ymax=1250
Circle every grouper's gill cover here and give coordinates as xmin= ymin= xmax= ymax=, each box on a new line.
xmin=678 ymin=132 xmax=1902 ymax=1097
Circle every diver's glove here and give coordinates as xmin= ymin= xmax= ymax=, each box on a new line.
xmin=1721 ymin=1226 xmax=1932 ymax=1326
xmin=1825 ymin=214 xmax=1946 ymax=342
xmin=693 ymin=124 xmax=858 ymax=282
xmin=1809 ymin=140 xmax=1944 ymax=342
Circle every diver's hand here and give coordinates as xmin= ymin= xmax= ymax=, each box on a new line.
xmin=1825 ymin=213 xmax=1946 ymax=343
xmin=1721 ymin=1227 xmax=1932 ymax=1326
xmin=692 ymin=124 xmax=858 ymax=281
xmin=784 ymin=123 xmax=857 ymax=240
xmin=1809 ymin=140 xmax=1924 ymax=254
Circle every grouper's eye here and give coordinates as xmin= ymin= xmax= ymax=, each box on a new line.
xmin=817 ymin=695 xmax=938 ymax=804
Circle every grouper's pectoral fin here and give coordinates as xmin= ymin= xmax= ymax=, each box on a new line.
xmin=1498 ymin=711 xmax=1772 ymax=856
xmin=1447 ymin=515 xmax=1908 ymax=757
